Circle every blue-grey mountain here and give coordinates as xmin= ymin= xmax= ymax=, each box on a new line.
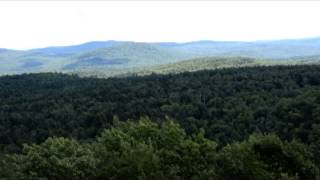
xmin=1 ymin=37 xmax=320 ymax=75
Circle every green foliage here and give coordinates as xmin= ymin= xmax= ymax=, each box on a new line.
xmin=93 ymin=118 xmax=163 ymax=177
xmin=1 ymin=64 xmax=320 ymax=178
xmin=2 ymin=65 xmax=320 ymax=155
xmin=2 ymin=137 xmax=97 ymax=178
xmin=2 ymin=50 xmax=320 ymax=179
xmin=216 ymin=134 xmax=319 ymax=180
xmin=1 ymin=119 xmax=218 ymax=179
xmin=309 ymin=124 xmax=320 ymax=168
xmin=1 ymin=119 xmax=318 ymax=179
xmin=94 ymin=118 xmax=217 ymax=178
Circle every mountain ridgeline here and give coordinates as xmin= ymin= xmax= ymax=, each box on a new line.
xmin=1 ymin=38 xmax=320 ymax=75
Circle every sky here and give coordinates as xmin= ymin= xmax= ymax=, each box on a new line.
xmin=0 ymin=1 xmax=320 ymax=50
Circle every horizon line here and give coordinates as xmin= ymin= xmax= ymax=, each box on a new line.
xmin=4 ymin=36 xmax=320 ymax=51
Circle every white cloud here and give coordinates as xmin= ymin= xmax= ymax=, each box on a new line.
xmin=0 ymin=1 xmax=320 ymax=50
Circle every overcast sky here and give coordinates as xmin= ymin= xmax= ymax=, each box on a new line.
xmin=0 ymin=1 xmax=320 ymax=50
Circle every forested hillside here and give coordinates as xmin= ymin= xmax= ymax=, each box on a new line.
xmin=77 ymin=56 xmax=320 ymax=78
xmin=72 ymin=56 xmax=320 ymax=78
xmin=1 ymin=65 xmax=320 ymax=178
xmin=0 ymin=42 xmax=195 ymax=75
xmin=2 ymin=38 xmax=320 ymax=75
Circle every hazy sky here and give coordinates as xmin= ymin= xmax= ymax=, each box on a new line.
xmin=1 ymin=1 xmax=320 ymax=50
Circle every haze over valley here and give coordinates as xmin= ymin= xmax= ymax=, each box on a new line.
xmin=1 ymin=37 xmax=320 ymax=77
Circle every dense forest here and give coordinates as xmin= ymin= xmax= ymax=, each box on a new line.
xmin=1 ymin=118 xmax=318 ymax=179
xmin=1 ymin=65 xmax=320 ymax=178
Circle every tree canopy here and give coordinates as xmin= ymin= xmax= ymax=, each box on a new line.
xmin=1 ymin=65 xmax=320 ymax=178
xmin=1 ymin=118 xmax=318 ymax=179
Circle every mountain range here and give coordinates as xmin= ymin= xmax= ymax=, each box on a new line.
xmin=1 ymin=37 xmax=320 ymax=75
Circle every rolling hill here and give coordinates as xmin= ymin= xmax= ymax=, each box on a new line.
xmin=157 ymin=37 xmax=320 ymax=58
xmin=63 ymin=42 xmax=195 ymax=71
xmin=30 ymin=41 xmax=126 ymax=56
xmin=73 ymin=56 xmax=320 ymax=78
xmin=1 ymin=37 xmax=320 ymax=75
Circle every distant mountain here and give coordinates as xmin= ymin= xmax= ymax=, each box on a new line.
xmin=64 ymin=42 xmax=195 ymax=70
xmin=156 ymin=38 xmax=320 ymax=59
xmin=0 ymin=48 xmax=10 ymax=53
xmin=31 ymin=41 xmax=127 ymax=56
xmin=1 ymin=37 xmax=320 ymax=75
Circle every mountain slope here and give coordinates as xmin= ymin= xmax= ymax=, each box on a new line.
xmin=157 ymin=37 xmax=320 ymax=59
xmin=75 ymin=56 xmax=320 ymax=78
xmin=0 ymin=42 xmax=196 ymax=74
xmin=31 ymin=41 xmax=126 ymax=56
xmin=62 ymin=42 xmax=196 ymax=71
xmin=70 ymin=57 xmax=271 ymax=77
xmin=1 ymin=37 xmax=320 ymax=75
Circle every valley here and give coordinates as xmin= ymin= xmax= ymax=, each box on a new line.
xmin=1 ymin=38 xmax=320 ymax=76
